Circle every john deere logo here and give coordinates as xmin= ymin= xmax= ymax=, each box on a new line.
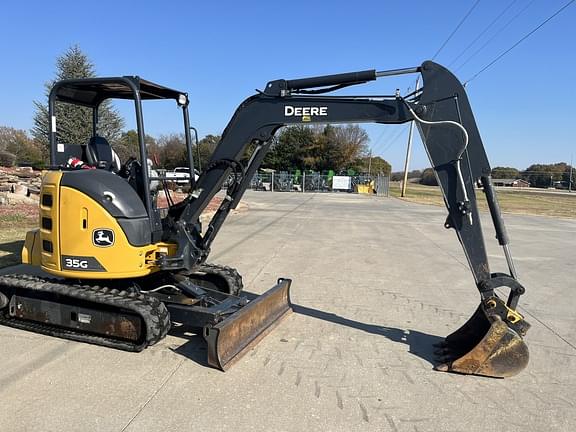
xmin=92 ymin=229 xmax=115 ymax=247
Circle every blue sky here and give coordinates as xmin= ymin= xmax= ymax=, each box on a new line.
xmin=0 ymin=0 xmax=574 ymax=171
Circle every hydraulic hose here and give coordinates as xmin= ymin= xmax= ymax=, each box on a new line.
xmin=403 ymin=100 xmax=472 ymax=223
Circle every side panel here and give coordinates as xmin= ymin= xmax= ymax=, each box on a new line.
xmin=38 ymin=176 xmax=177 ymax=279
xmin=53 ymin=187 xmax=153 ymax=278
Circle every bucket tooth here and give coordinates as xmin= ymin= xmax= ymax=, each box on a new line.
xmin=204 ymin=278 xmax=292 ymax=370
xmin=434 ymin=297 xmax=530 ymax=378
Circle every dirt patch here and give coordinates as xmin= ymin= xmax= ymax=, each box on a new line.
xmin=0 ymin=202 xmax=38 ymax=227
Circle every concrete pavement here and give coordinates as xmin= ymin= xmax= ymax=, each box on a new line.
xmin=1 ymin=190 xmax=575 ymax=431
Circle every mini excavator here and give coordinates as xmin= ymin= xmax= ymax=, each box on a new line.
xmin=0 ymin=61 xmax=530 ymax=377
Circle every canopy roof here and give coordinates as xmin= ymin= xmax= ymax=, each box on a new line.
xmin=51 ymin=76 xmax=186 ymax=107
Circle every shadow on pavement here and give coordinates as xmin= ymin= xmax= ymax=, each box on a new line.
xmin=293 ymin=304 xmax=444 ymax=366
xmin=168 ymin=326 xmax=211 ymax=368
xmin=167 ymin=297 xmax=444 ymax=368
xmin=0 ymin=240 xmax=24 ymax=269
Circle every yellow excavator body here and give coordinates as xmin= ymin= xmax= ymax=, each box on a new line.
xmin=22 ymin=171 xmax=177 ymax=279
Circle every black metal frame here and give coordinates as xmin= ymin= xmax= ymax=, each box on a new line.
xmin=48 ymin=76 xmax=195 ymax=240
xmin=159 ymin=61 xmax=525 ymax=309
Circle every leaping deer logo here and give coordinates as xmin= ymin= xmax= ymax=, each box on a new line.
xmin=93 ymin=229 xmax=114 ymax=247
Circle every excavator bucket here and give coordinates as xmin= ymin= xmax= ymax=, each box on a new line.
xmin=434 ymin=296 xmax=530 ymax=378
xmin=204 ymin=278 xmax=292 ymax=370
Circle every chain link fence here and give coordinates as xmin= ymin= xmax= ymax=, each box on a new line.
xmin=248 ymin=172 xmax=390 ymax=196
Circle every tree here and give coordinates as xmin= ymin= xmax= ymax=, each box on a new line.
xmin=0 ymin=151 xmax=16 ymax=167
xmin=332 ymin=125 xmax=369 ymax=169
xmin=353 ymin=155 xmax=391 ymax=174
xmin=0 ymin=126 xmax=44 ymax=166
xmin=391 ymin=169 xmax=422 ymax=181
xmin=31 ymin=45 xmax=124 ymax=154
xmin=491 ymin=166 xmax=519 ymax=179
xmin=138 ymin=133 xmax=219 ymax=171
xmin=195 ymin=134 xmax=221 ymax=169
xmin=261 ymin=124 xmax=371 ymax=172
xmin=521 ymin=162 xmax=571 ymax=188
xmin=157 ymin=134 xmax=188 ymax=169
xmin=115 ymin=130 xmax=156 ymax=164
xmin=262 ymin=126 xmax=314 ymax=171
xmin=420 ymin=168 xmax=438 ymax=186
xmin=391 ymin=171 xmax=403 ymax=181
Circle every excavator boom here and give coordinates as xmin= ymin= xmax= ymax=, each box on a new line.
xmin=162 ymin=61 xmax=530 ymax=376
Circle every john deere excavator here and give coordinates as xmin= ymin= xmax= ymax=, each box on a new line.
xmin=0 ymin=61 xmax=530 ymax=377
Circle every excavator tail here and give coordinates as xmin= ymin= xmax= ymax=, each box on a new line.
xmin=434 ymin=296 xmax=530 ymax=378
xmin=204 ymin=278 xmax=292 ymax=370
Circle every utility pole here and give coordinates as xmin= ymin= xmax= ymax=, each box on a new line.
xmin=368 ymin=149 xmax=373 ymax=176
xmin=401 ymin=77 xmax=420 ymax=197
xmin=569 ymin=155 xmax=573 ymax=192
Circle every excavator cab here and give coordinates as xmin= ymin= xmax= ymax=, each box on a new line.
xmin=1 ymin=62 xmax=530 ymax=377
xmin=10 ymin=76 xmax=293 ymax=369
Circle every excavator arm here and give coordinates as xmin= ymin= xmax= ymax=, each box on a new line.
xmin=163 ymin=61 xmax=530 ymax=377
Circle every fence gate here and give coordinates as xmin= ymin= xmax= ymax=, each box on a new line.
xmin=375 ymin=174 xmax=390 ymax=197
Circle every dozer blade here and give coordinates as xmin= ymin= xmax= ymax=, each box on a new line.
xmin=434 ymin=296 xmax=530 ymax=378
xmin=204 ymin=278 xmax=292 ymax=370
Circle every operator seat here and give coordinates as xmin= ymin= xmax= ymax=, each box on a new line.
xmin=85 ymin=136 xmax=121 ymax=172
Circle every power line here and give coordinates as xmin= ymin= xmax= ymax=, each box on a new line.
xmin=371 ymin=84 xmax=415 ymax=154
xmin=448 ymin=0 xmax=518 ymax=67
xmin=465 ymin=0 xmax=575 ymax=84
xmin=456 ymin=0 xmax=537 ymax=72
xmin=376 ymin=124 xmax=410 ymax=156
xmin=370 ymin=126 xmax=395 ymax=153
xmin=432 ymin=0 xmax=482 ymax=60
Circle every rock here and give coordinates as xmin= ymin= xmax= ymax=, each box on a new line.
xmin=15 ymin=171 xmax=34 ymax=179
xmin=0 ymin=168 xmax=42 ymax=200
xmin=12 ymin=184 xmax=28 ymax=195
xmin=4 ymin=193 xmax=37 ymax=205
xmin=27 ymin=186 xmax=40 ymax=196
xmin=0 ymin=194 xmax=6 ymax=205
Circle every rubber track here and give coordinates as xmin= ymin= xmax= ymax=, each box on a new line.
xmin=0 ymin=274 xmax=170 ymax=352
xmin=186 ymin=263 xmax=244 ymax=296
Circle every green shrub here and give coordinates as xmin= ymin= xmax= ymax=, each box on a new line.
xmin=0 ymin=150 xmax=16 ymax=167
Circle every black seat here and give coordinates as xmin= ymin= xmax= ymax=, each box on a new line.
xmin=85 ymin=136 xmax=120 ymax=172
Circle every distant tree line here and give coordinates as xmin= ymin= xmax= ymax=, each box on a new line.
xmin=391 ymin=168 xmax=438 ymax=186
xmin=492 ymin=163 xmax=574 ymax=188
xmin=389 ymin=163 xmax=574 ymax=188
xmin=518 ymin=163 xmax=573 ymax=188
